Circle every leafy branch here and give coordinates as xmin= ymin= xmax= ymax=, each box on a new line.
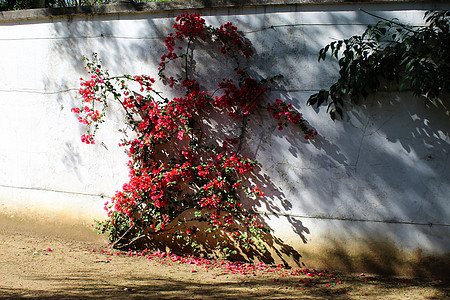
xmin=307 ymin=10 xmax=450 ymax=120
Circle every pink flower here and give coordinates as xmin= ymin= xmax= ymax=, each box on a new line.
xmin=177 ymin=130 xmax=185 ymax=140
xmin=81 ymin=134 xmax=95 ymax=144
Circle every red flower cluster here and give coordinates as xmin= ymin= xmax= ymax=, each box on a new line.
xmin=221 ymin=154 xmax=254 ymax=174
xmin=214 ymin=77 xmax=267 ymax=118
xmin=268 ymin=99 xmax=318 ymax=138
xmin=161 ymin=13 xmax=206 ymax=70
xmin=80 ymin=134 xmax=95 ymax=144
xmin=174 ymin=12 xmax=206 ymax=40
xmin=216 ymin=22 xmax=253 ymax=58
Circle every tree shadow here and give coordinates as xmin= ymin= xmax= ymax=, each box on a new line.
xmin=2 ymin=267 xmax=449 ymax=299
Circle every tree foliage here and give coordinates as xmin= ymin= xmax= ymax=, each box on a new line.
xmin=307 ymin=10 xmax=450 ymax=120
xmin=0 ymin=0 xmax=172 ymax=10
xmin=0 ymin=0 xmax=35 ymax=10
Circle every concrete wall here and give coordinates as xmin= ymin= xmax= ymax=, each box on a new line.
xmin=0 ymin=0 xmax=449 ymax=274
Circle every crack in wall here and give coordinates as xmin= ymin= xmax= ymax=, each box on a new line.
xmin=353 ymin=118 xmax=370 ymax=170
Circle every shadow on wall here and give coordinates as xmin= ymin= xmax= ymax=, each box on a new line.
xmin=309 ymin=230 xmax=450 ymax=278
xmin=43 ymin=4 xmax=449 ymax=269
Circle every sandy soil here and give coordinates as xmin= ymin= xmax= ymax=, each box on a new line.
xmin=0 ymin=225 xmax=448 ymax=299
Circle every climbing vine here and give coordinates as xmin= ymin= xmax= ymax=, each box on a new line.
xmin=308 ymin=10 xmax=450 ymax=120
xmin=73 ymin=13 xmax=316 ymax=258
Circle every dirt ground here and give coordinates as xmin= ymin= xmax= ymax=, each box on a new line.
xmin=0 ymin=224 xmax=448 ymax=299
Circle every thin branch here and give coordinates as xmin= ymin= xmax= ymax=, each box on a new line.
xmin=122 ymin=234 xmax=147 ymax=248
xmin=111 ymin=225 xmax=135 ymax=248
xmin=237 ymin=115 xmax=248 ymax=154
xmin=360 ymin=9 xmax=416 ymax=33
xmin=185 ymin=39 xmax=191 ymax=82
xmin=150 ymin=89 xmax=170 ymax=104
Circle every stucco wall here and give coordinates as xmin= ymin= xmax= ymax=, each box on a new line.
xmin=0 ymin=0 xmax=449 ymax=274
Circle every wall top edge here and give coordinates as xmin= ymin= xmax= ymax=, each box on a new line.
xmin=0 ymin=0 xmax=439 ymax=23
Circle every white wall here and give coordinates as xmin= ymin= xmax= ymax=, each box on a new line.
xmin=0 ymin=1 xmax=448 ymax=273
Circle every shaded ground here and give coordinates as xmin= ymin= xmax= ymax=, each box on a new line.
xmin=0 ymin=226 xmax=448 ymax=299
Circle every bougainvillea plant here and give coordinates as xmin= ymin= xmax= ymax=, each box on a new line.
xmin=73 ymin=13 xmax=316 ymax=258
